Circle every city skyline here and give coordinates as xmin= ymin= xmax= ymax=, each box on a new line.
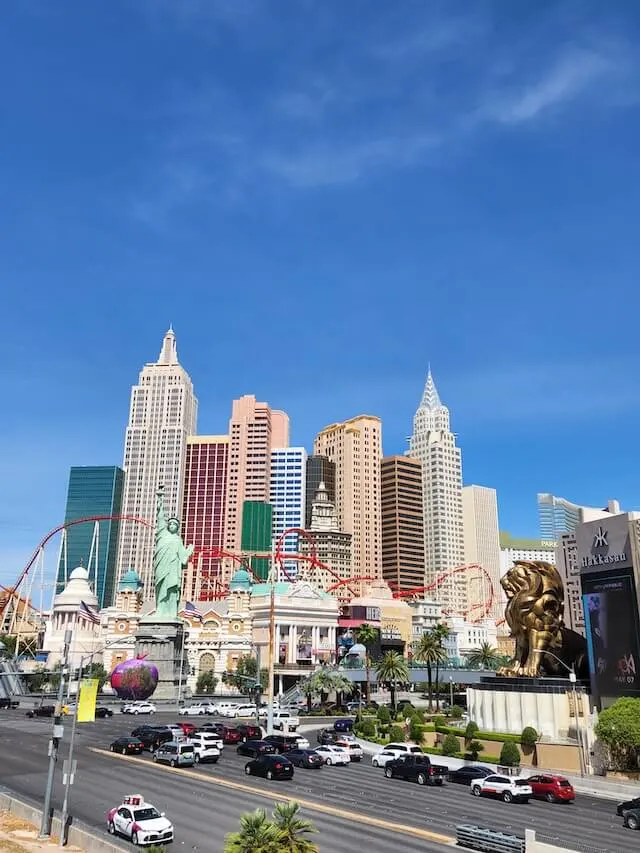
xmin=4 ymin=3 xmax=640 ymax=586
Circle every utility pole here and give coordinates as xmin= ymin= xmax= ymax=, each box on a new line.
xmin=39 ymin=628 xmax=72 ymax=839
xmin=266 ymin=546 xmax=276 ymax=736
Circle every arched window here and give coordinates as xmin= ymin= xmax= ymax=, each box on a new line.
xmin=199 ymin=653 xmax=215 ymax=674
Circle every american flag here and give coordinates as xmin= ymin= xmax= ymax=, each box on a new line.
xmin=79 ymin=600 xmax=100 ymax=625
xmin=183 ymin=601 xmax=202 ymax=622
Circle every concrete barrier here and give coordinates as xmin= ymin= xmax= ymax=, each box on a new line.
xmin=524 ymin=829 xmax=579 ymax=853
xmin=0 ymin=789 xmax=124 ymax=852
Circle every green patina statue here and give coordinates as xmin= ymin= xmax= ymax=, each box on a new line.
xmin=153 ymin=486 xmax=194 ymax=621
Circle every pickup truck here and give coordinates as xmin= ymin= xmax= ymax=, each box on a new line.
xmin=383 ymin=754 xmax=448 ymax=786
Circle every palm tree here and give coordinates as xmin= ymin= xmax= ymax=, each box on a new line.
xmin=272 ymin=802 xmax=319 ymax=853
xmin=299 ymin=677 xmax=317 ymax=713
xmin=413 ymin=631 xmax=448 ymax=712
xmin=375 ymin=651 xmax=409 ymax=712
xmin=330 ymin=672 xmax=354 ymax=709
xmin=223 ymin=809 xmax=281 ymax=853
xmin=432 ymin=623 xmax=450 ymax=706
xmin=354 ymin=623 xmax=378 ymax=705
xmin=465 ymin=642 xmax=502 ymax=670
xmin=311 ymin=668 xmax=334 ymax=705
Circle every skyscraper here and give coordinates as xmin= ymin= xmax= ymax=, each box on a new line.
xmin=537 ymin=493 xmax=621 ymax=543
xmin=305 ymin=455 xmax=336 ymax=528
xmin=462 ymin=485 xmax=502 ymax=620
xmin=223 ymin=395 xmax=289 ymax=581
xmin=302 ymin=482 xmax=352 ymax=593
xmin=181 ymin=436 xmax=229 ymax=601
xmin=409 ymin=370 xmax=466 ymax=614
xmin=270 ymin=447 xmax=307 ymax=580
xmin=381 ymin=456 xmax=425 ymax=594
xmin=56 ymin=466 xmax=124 ymax=608
xmin=314 ymin=415 xmax=382 ymax=590
xmin=241 ymin=501 xmax=273 ymax=581
xmin=116 ymin=328 xmax=198 ymax=599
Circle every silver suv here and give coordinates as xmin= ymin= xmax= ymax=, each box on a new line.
xmin=153 ymin=741 xmax=195 ymax=768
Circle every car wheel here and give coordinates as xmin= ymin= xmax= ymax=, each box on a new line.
xmin=194 ymin=754 xmax=200 ymax=763
xmin=110 ymin=746 xmax=115 ymax=752
xmin=245 ymin=766 xmax=252 ymax=775
xmin=384 ymin=767 xmax=393 ymax=779
xmin=132 ymin=831 xmax=138 ymax=845
xmin=434 ymin=779 xmax=443 ymax=787
xmin=326 ymin=758 xmax=333 ymax=766
xmin=472 ymin=786 xmax=482 ymax=797
xmin=266 ymin=770 xmax=274 ymax=780
xmin=627 ymin=815 xmax=639 ymax=830
xmin=417 ymin=773 xmax=426 ymax=786
xmin=133 ymin=710 xmax=139 ymax=715
xmin=503 ymin=791 xmax=513 ymax=803
xmin=108 ymin=821 xmax=116 ymax=835
xmin=170 ymin=759 xmax=176 ymax=767
xmin=153 ymin=754 xmax=158 ymax=762
xmin=545 ymin=793 xmax=556 ymax=803
xmin=372 ymin=759 xmax=379 ymax=768
xmin=121 ymin=747 xmax=127 ymax=755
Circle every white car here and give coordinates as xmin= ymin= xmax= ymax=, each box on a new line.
xmin=471 ymin=774 xmax=533 ymax=803
xmin=232 ymin=704 xmax=258 ymax=718
xmin=188 ymin=733 xmax=221 ymax=764
xmin=381 ymin=742 xmax=423 ymax=758
xmin=218 ymin=703 xmax=239 ymax=717
xmin=121 ymin=702 xmax=156 ymax=715
xmin=107 ymin=795 xmax=173 ymax=846
xmin=371 ymin=750 xmax=398 ymax=768
xmin=336 ymin=741 xmax=363 ymax=762
xmin=315 ymin=745 xmax=350 ymax=766
xmin=179 ymin=702 xmax=215 ymax=716
xmin=272 ymin=711 xmax=300 ymax=731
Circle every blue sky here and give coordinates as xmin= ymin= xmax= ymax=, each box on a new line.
xmin=2 ymin=0 xmax=640 ymax=587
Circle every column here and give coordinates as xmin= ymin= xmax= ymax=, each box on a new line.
xmin=289 ymin=625 xmax=297 ymax=664
xmin=311 ymin=626 xmax=319 ymax=664
xmin=278 ymin=674 xmax=284 ymax=696
xmin=274 ymin=623 xmax=280 ymax=662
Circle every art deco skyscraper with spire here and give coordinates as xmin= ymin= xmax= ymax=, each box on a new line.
xmin=115 ymin=328 xmax=198 ymax=602
xmin=409 ymin=370 xmax=466 ymax=614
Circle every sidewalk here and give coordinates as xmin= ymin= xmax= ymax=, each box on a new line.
xmin=0 ymin=811 xmax=83 ymax=853
xmin=353 ymin=737 xmax=640 ymax=802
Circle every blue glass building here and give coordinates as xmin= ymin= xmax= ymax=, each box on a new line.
xmin=56 ymin=466 xmax=124 ymax=608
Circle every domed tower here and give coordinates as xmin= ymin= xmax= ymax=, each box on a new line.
xmin=115 ymin=569 xmax=144 ymax=614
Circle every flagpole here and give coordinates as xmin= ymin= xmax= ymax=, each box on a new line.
xmin=176 ymin=618 xmax=187 ymax=710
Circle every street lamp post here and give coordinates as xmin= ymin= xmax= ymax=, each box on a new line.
xmin=449 ymin=676 xmax=454 ymax=709
xmin=532 ymin=650 xmax=586 ymax=776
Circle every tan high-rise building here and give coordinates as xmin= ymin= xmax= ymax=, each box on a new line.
xmin=301 ymin=482 xmax=352 ymax=594
xmin=462 ymin=485 xmax=502 ymax=620
xmin=116 ymin=328 xmax=198 ymax=601
xmin=381 ymin=456 xmax=425 ymax=594
xmin=222 ymin=395 xmax=289 ymax=580
xmin=313 ymin=415 xmax=382 ymax=590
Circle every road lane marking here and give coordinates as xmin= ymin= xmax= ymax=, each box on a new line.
xmin=90 ymin=748 xmax=454 ymax=845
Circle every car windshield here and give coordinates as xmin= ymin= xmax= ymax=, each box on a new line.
xmin=515 ymin=780 xmax=531 ymax=786
xmin=134 ymin=808 xmax=161 ymax=821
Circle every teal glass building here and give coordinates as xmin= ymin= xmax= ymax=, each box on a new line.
xmin=56 ymin=466 xmax=124 ymax=608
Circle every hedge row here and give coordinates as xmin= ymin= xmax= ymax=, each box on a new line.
xmin=421 ymin=745 xmax=502 ymax=764
xmin=435 ymin=725 xmax=520 ymax=744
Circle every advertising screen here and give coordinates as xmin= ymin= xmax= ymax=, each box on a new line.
xmin=582 ymin=568 xmax=640 ymax=699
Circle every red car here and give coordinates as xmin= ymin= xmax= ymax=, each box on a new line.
xmin=527 ymin=774 xmax=575 ymax=803
xmin=177 ymin=722 xmax=197 ymax=736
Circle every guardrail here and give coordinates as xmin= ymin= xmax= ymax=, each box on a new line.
xmin=456 ymin=824 xmax=525 ymax=852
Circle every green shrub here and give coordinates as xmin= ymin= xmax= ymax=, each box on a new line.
xmin=399 ymin=701 xmax=415 ymax=715
xmin=388 ymin=725 xmax=406 ymax=742
xmin=376 ymin=706 xmax=391 ymax=724
xmin=467 ymin=740 xmax=484 ymax=760
xmin=521 ymin=726 xmax=538 ymax=748
xmin=356 ymin=719 xmax=376 ymax=738
xmin=441 ymin=733 xmax=460 ymax=756
xmin=464 ymin=721 xmax=480 ymax=740
xmin=500 ymin=741 xmax=521 ymax=767
xmin=449 ymin=705 xmax=464 ymax=719
xmin=432 ymin=715 xmax=446 ymax=727
xmin=409 ymin=719 xmax=424 ymax=743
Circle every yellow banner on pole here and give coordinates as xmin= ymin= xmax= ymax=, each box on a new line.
xmin=77 ymin=678 xmax=99 ymax=723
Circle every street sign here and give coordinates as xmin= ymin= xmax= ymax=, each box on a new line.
xmin=62 ymin=759 xmax=77 ymax=786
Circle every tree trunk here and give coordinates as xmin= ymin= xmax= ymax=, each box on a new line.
xmin=390 ymin=683 xmax=396 ymax=713
xmin=307 ymin=694 xmax=312 ymax=712
xmin=435 ymin=661 xmax=440 ymax=710
xmin=365 ymin=657 xmax=371 ymax=704
xmin=427 ymin=664 xmax=433 ymax=713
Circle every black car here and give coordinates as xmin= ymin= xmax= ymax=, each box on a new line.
xmin=237 ymin=739 xmax=276 ymax=758
xmin=333 ymin=718 xmax=354 ymax=733
xmin=622 ymin=808 xmax=640 ymax=830
xmin=448 ymin=765 xmax=494 ymax=785
xmin=244 ymin=754 xmax=294 ymax=780
xmin=384 ymin=754 xmax=447 ymax=786
xmin=236 ymin=723 xmax=262 ymax=742
xmin=95 ymin=706 xmax=113 ymax=718
xmin=317 ymin=728 xmax=339 ymax=745
xmin=132 ymin=727 xmax=173 ymax=751
xmin=0 ymin=699 xmax=19 ymax=709
xmin=110 ymin=737 xmax=144 ymax=755
xmin=284 ymin=749 xmax=323 ymax=769
xmin=264 ymin=734 xmax=302 ymax=753
xmin=617 ymin=796 xmax=640 ymax=817
xmin=26 ymin=705 xmax=55 ymax=718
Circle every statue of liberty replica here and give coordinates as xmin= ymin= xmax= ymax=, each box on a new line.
xmin=135 ymin=486 xmax=194 ymax=699
xmin=153 ymin=486 xmax=194 ymax=620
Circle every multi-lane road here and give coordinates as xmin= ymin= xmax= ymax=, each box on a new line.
xmin=0 ymin=710 xmax=631 ymax=853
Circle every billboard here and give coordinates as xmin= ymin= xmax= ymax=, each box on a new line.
xmin=582 ymin=568 xmax=640 ymax=699
xmin=575 ymin=514 xmax=632 ymax=573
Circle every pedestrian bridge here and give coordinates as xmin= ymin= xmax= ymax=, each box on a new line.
xmin=338 ymin=666 xmax=495 ymax=685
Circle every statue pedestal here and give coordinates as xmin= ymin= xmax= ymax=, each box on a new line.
xmin=135 ymin=620 xmax=186 ymax=702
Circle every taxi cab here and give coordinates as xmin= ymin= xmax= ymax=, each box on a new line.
xmin=107 ymin=795 xmax=173 ymax=846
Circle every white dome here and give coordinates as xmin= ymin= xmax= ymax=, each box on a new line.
xmin=69 ymin=566 xmax=89 ymax=581
xmin=53 ymin=567 xmax=98 ymax=610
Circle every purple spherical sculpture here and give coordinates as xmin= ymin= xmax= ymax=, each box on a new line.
xmin=110 ymin=655 xmax=159 ymax=700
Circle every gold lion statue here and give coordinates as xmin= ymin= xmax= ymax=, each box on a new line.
xmin=498 ymin=560 xmax=588 ymax=679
